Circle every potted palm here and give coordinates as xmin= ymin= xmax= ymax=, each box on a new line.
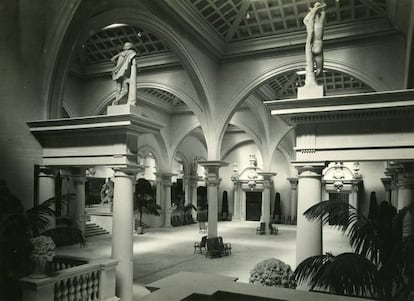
xmin=294 ymin=199 xmax=414 ymax=300
xmin=134 ymin=178 xmax=160 ymax=234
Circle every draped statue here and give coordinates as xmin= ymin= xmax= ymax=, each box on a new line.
xmin=111 ymin=42 xmax=137 ymax=105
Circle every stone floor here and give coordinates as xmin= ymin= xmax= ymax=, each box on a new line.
xmin=58 ymin=221 xmax=352 ymax=300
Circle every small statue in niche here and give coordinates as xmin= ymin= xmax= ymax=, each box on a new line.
xmin=111 ymin=42 xmax=137 ymax=105
xmin=303 ymin=1 xmax=326 ymax=86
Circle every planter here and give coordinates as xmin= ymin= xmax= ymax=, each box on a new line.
xmin=30 ymin=254 xmax=54 ymax=279
xmin=136 ymin=225 xmax=144 ymax=234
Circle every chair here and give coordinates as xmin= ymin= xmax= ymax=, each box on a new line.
xmin=256 ymin=222 xmax=265 ymax=235
xmin=269 ymin=223 xmax=279 ymax=235
xmin=194 ymin=235 xmax=207 ymax=254
xmin=199 ymin=221 xmax=208 ymax=234
xmin=218 ymin=236 xmax=231 ymax=255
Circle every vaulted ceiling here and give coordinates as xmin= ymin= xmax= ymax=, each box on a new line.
xmin=71 ymin=0 xmax=397 ymax=109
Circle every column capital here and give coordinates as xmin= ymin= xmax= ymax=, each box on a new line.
xmin=112 ymin=168 xmax=136 ymax=179
xmin=198 ymin=160 xmax=229 ymax=173
xmin=292 ymin=162 xmax=325 ymax=178
xmin=257 ymin=172 xmax=277 ymax=180
xmin=38 ymin=166 xmax=56 ymax=177
xmin=287 ymin=177 xmax=298 ymax=188
xmin=381 ymin=177 xmax=392 ymax=190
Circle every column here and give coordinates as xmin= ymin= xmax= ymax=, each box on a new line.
xmin=111 ymin=169 xmax=135 ymax=301
xmin=155 ymin=174 xmax=162 ymax=207
xmin=294 ymin=163 xmax=324 ymax=271
xmin=183 ymin=176 xmax=191 ymax=205
xmin=397 ymin=172 xmax=414 ymax=210
xmin=232 ymin=181 xmax=241 ymax=220
xmin=199 ymin=161 xmax=229 ymax=238
xmin=381 ymin=177 xmax=392 ymax=203
xmin=350 ymin=182 xmax=359 ymax=211
xmin=155 ymin=173 xmax=176 ymax=227
xmin=72 ymin=168 xmax=87 ymax=233
xmin=189 ymin=177 xmax=199 ymax=220
xmin=287 ymin=178 xmax=298 ymax=224
xmin=38 ymin=166 xmax=56 ymax=229
xmin=259 ymin=172 xmax=276 ymax=234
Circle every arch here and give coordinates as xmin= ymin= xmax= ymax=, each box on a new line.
xmin=137 ymin=144 xmax=162 ymax=169
xmin=92 ymin=82 xmax=203 ymax=117
xmin=216 ymin=58 xmax=387 ymax=159
xmin=46 ymin=7 xmax=209 ymax=119
xmin=174 ymin=151 xmax=189 ymax=175
xmin=169 ymin=121 xmax=204 ymax=160
xmin=221 ymin=139 xmax=254 ymax=161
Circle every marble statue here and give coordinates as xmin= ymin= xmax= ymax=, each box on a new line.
xmin=303 ymin=1 xmax=326 ymax=86
xmin=111 ymin=42 xmax=137 ymax=105
xmin=100 ymin=178 xmax=114 ymax=206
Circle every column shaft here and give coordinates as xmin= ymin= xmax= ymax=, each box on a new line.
xmin=295 ymin=165 xmax=323 ymax=269
xmin=38 ymin=167 xmax=56 ymax=229
xmin=111 ymin=170 xmax=134 ymax=301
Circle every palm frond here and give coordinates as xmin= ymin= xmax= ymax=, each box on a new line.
xmin=295 ymin=253 xmax=382 ymax=298
xmin=26 ymin=205 xmax=55 ymax=236
xmin=303 ymin=200 xmax=380 ymax=263
xmin=41 ymin=227 xmax=87 ymax=247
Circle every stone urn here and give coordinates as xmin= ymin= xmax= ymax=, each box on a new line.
xmin=29 ymin=235 xmax=56 ymax=278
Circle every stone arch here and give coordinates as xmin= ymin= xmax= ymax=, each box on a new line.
xmin=216 ymin=58 xmax=387 ymax=159
xmin=46 ymin=7 xmax=209 ymax=119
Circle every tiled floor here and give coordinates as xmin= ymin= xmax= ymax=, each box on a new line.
xmin=58 ymin=221 xmax=352 ymax=299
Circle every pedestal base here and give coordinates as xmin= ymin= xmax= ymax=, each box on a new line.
xmin=297 ymin=85 xmax=324 ymax=99
xmin=107 ymin=104 xmax=141 ymax=116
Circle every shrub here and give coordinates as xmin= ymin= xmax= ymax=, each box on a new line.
xmin=249 ymin=258 xmax=296 ymax=289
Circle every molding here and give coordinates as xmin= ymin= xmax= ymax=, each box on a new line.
xmin=223 ymin=17 xmax=394 ymax=58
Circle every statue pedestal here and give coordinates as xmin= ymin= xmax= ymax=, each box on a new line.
xmin=297 ymin=84 xmax=324 ymax=99
xmin=107 ymin=104 xmax=141 ymax=116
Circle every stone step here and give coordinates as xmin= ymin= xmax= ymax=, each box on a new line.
xmin=85 ymin=223 xmax=109 ymax=237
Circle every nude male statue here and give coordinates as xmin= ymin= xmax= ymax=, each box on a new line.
xmin=303 ymin=2 xmax=326 ymax=86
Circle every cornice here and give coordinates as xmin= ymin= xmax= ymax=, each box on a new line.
xmin=223 ymin=17 xmax=395 ymax=59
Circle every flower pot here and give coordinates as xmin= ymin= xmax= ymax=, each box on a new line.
xmin=30 ymin=254 xmax=54 ymax=278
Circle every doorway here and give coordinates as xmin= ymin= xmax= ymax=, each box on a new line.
xmin=328 ymin=192 xmax=349 ymax=226
xmin=246 ymin=191 xmax=262 ymax=221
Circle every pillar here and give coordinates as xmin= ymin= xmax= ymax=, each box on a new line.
xmin=232 ymin=182 xmax=241 ymax=220
xmin=381 ymin=177 xmax=392 ymax=204
xmin=199 ymin=161 xmax=229 ymax=238
xmin=189 ymin=176 xmax=199 ymax=220
xmin=294 ymin=163 xmax=324 ymax=271
xmin=350 ymin=182 xmax=359 ymax=212
xmin=111 ymin=169 xmax=135 ymax=301
xmin=155 ymin=174 xmax=162 ymax=207
xmin=183 ymin=176 xmax=191 ymax=205
xmin=37 ymin=166 xmax=56 ymax=229
xmin=259 ymin=172 xmax=277 ymax=234
xmin=155 ymin=173 xmax=176 ymax=227
xmin=397 ymin=172 xmax=414 ymax=210
xmin=72 ymin=168 xmax=87 ymax=233
xmin=287 ymin=178 xmax=298 ymax=224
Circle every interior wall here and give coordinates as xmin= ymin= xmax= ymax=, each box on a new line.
xmin=63 ymin=73 xmax=83 ymax=116
xmin=0 ymin=0 xmax=47 ymax=207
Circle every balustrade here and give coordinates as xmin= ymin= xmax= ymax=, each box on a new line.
xmin=20 ymin=256 xmax=119 ymax=301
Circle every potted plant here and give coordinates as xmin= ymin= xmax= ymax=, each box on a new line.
xmin=134 ymin=178 xmax=161 ymax=234
xmin=29 ymin=235 xmax=56 ymax=278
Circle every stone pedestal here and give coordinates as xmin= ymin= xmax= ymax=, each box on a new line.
xmin=297 ymin=84 xmax=324 ymax=99
xmin=107 ymin=104 xmax=142 ymax=116
xmin=111 ymin=169 xmax=135 ymax=301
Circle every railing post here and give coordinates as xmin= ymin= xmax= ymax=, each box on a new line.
xmin=19 ymin=278 xmax=55 ymax=301
xmin=98 ymin=259 xmax=120 ymax=301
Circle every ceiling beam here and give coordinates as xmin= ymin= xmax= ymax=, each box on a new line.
xmin=225 ymin=0 xmax=251 ymax=41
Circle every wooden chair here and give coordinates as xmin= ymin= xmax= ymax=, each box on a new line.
xmin=218 ymin=237 xmax=232 ymax=255
xmin=256 ymin=222 xmax=265 ymax=235
xmin=194 ymin=235 xmax=207 ymax=254
xmin=199 ymin=221 xmax=208 ymax=234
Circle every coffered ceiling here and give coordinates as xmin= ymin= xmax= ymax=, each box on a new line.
xmin=72 ymin=0 xmax=397 ymax=109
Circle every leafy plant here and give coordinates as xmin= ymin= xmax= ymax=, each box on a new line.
xmin=294 ymin=199 xmax=414 ymax=300
xmin=0 ymin=180 xmax=85 ymax=301
xmin=134 ymin=178 xmax=160 ymax=226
